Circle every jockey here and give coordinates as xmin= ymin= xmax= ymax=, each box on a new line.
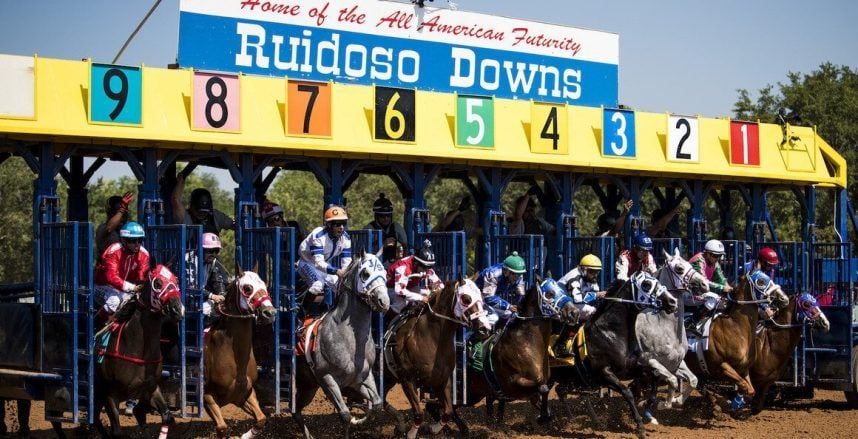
xmin=386 ymin=240 xmax=442 ymax=315
xmin=475 ymin=252 xmax=527 ymax=328
xmin=200 ymin=233 xmax=230 ymax=322
xmin=616 ymin=233 xmax=657 ymax=281
xmin=297 ymin=206 xmax=352 ymax=312
xmin=689 ymin=239 xmax=734 ymax=325
xmin=364 ymin=193 xmax=408 ymax=266
xmin=94 ymin=222 xmax=149 ymax=323
xmin=558 ymin=254 xmax=607 ymax=322
xmin=743 ymin=247 xmax=780 ymax=319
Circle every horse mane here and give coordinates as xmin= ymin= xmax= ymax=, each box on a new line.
xmin=518 ymin=282 xmax=541 ymax=317
xmin=590 ymin=277 xmax=628 ymax=321
xmin=427 ymin=278 xmax=456 ymax=316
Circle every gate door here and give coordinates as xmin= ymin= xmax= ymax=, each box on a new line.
xmin=40 ymin=222 xmax=94 ymax=424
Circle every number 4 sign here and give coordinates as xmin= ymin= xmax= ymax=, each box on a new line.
xmin=730 ymin=121 xmax=760 ymax=166
xmin=192 ymin=71 xmax=240 ymax=132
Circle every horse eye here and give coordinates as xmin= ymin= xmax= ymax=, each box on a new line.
xmin=360 ymin=270 xmax=370 ymax=281
xmin=675 ymin=266 xmax=685 ymax=274
xmin=461 ymin=294 xmax=473 ymax=305
xmin=544 ymin=290 xmax=555 ymax=299
xmin=242 ymin=284 xmax=253 ymax=294
xmin=153 ymin=279 xmax=163 ymax=290
xmin=642 ymin=280 xmax=653 ymax=291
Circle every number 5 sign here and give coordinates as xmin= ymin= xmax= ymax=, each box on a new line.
xmin=192 ymin=72 xmax=240 ymax=132
xmin=89 ymin=63 xmax=142 ymax=126
xmin=456 ymin=95 xmax=494 ymax=148
xmin=667 ymin=115 xmax=699 ymax=162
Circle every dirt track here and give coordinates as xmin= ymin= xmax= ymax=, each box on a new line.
xmin=4 ymin=386 xmax=858 ymax=438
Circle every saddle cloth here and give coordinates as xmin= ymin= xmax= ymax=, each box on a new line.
xmin=687 ymin=314 xmax=717 ymax=353
xmin=548 ymin=328 xmax=587 ymax=368
xmin=296 ymin=317 xmax=324 ymax=357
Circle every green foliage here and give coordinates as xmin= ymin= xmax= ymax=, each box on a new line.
xmin=0 ymin=157 xmax=35 ymax=282
xmin=734 ymin=63 xmax=858 ymax=242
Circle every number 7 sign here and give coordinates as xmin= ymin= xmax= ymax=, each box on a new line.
xmin=287 ymin=80 xmax=331 ymax=137
xmin=730 ymin=121 xmax=760 ymax=166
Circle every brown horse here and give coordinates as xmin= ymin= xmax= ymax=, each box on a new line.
xmin=466 ymin=277 xmax=578 ymax=423
xmin=203 ymin=268 xmax=276 ymax=438
xmin=93 ymin=264 xmax=185 ymax=438
xmin=383 ymin=277 xmax=491 ymax=439
xmin=750 ymin=292 xmax=830 ymax=414
xmin=685 ymin=270 xmax=788 ymax=412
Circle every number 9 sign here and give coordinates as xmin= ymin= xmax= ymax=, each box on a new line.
xmin=89 ymin=63 xmax=142 ymax=126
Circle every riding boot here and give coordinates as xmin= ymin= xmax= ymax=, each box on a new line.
xmin=553 ymin=330 xmax=573 ymax=358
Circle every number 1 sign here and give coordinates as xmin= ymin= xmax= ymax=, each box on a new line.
xmin=730 ymin=121 xmax=760 ymax=166
xmin=89 ymin=63 xmax=142 ymax=126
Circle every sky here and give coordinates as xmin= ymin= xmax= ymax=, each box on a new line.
xmin=1 ymin=0 xmax=856 ymax=185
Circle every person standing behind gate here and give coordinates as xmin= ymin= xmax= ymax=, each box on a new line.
xmin=297 ymin=206 xmax=352 ymax=313
xmin=172 ymin=173 xmax=235 ymax=235
xmin=261 ymin=199 xmax=308 ymax=242
xmin=94 ymin=222 xmax=149 ymax=323
xmin=95 ymin=192 xmax=134 ymax=262
xmin=509 ymin=193 xmax=555 ymax=236
xmin=364 ymin=193 xmax=408 ymax=267
xmin=616 ymin=233 xmax=657 ymax=281
xmin=386 ymin=240 xmax=442 ymax=316
xmin=475 ymin=252 xmax=527 ymax=329
xmin=200 ymin=233 xmax=230 ymax=325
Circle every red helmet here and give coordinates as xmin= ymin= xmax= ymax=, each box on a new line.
xmin=758 ymin=247 xmax=779 ymax=265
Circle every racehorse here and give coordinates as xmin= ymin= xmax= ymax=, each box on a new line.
xmin=685 ymin=270 xmax=789 ymax=413
xmin=291 ymin=250 xmax=389 ymax=439
xmin=202 ymin=266 xmax=276 ymax=438
xmin=382 ymin=276 xmax=491 ymax=439
xmin=92 ymin=264 xmax=184 ymax=438
xmin=750 ymin=292 xmax=829 ymax=414
xmin=466 ymin=277 xmax=578 ymax=424
xmin=550 ymin=271 xmax=677 ymax=439
xmin=638 ymin=249 xmax=709 ymax=419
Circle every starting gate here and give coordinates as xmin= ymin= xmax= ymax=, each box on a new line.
xmin=564 ymin=236 xmax=616 ymax=289
xmin=40 ymin=222 xmax=94 ymax=424
xmin=490 ymin=234 xmax=545 ymax=289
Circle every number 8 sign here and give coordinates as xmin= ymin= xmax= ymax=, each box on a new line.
xmin=89 ymin=63 xmax=142 ymax=126
xmin=192 ymin=72 xmax=240 ymax=132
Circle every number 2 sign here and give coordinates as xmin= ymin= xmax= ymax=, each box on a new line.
xmin=192 ymin=72 xmax=240 ymax=132
xmin=667 ymin=115 xmax=699 ymax=162
xmin=89 ymin=63 xmax=142 ymax=126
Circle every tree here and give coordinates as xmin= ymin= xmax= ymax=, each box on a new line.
xmin=734 ymin=63 xmax=858 ymax=242
xmin=0 ymin=157 xmax=36 ymax=282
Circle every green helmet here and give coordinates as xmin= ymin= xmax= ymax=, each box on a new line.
xmin=503 ymin=252 xmax=527 ymax=274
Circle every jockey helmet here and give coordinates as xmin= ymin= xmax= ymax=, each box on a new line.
xmin=201 ymin=232 xmax=222 ymax=249
xmin=414 ymin=240 xmax=436 ymax=267
xmin=190 ymin=188 xmax=213 ymax=212
xmin=579 ymin=254 xmax=603 ymax=271
xmin=633 ymin=233 xmax=653 ymax=251
xmin=261 ymin=202 xmax=284 ymax=220
xmin=758 ymin=247 xmax=779 ymax=265
xmin=503 ymin=252 xmax=527 ymax=274
xmin=324 ymin=205 xmax=348 ymax=223
xmin=704 ymin=239 xmax=726 ymax=255
xmin=119 ymin=222 xmax=145 ymax=239
xmin=372 ymin=193 xmax=394 ymax=215
xmin=106 ymin=195 xmax=124 ymax=217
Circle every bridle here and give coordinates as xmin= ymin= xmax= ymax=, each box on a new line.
xmin=216 ymin=273 xmax=272 ymax=320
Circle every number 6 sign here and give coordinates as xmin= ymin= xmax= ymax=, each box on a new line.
xmin=89 ymin=63 xmax=142 ymax=126
xmin=192 ymin=71 xmax=240 ymax=132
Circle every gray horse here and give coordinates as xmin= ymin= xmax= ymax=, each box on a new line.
xmin=636 ymin=248 xmax=708 ymax=423
xmin=291 ymin=250 xmax=389 ymax=439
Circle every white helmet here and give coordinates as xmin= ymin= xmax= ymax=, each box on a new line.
xmin=704 ymin=239 xmax=726 ymax=255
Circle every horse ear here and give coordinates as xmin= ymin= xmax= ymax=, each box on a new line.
xmin=663 ymin=249 xmax=671 ymax=260
xmin=165 ymin=257 xmax=176 ymax=274
xmin=673 ymin=247 xmax=680 ymax=258
xmin=545 ymin=270 xmax=552 ymax=279
xmin=235 ymin=260 xmax=245 ymax=277
xmin=252 ymin=261 xmax=259 ymax=273
xmin=457 ymin=272 xmax=465 ymax=285
xmin=535 ymin=272 xmax=544 ymax=284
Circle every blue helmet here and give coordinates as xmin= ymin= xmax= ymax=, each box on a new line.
xmin=119 ymin=222 xmax=145 ymax=238
xmin=633 ymin=233 xmax=653 ymax=251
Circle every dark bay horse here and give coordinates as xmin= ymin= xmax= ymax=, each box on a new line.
xmin=383 ymin=277 xmax=491 ymax=439
xmin=466 ymin=277 xmax=578 ymax=424
xmin=551 ymin=271 xmax=677 ymax=439
xmin=750 ymin=292 xmax=829 ymax=413
xmin=292 ymin=251 xmax=389 ymax=439
xmin=203 ymin=268 xmax=276 ymax=438
xmin=93 ymin=264 xmax=184 ymax=438
xmin=685 ymin=270 xmax=789 ymax=412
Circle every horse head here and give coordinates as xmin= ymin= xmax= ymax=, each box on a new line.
xmin=631 ymin=271 xmax=677 ymax=314
xmin=796 ymin=292 xmax=830 ymax=332
xmin=748 ymin=271 xmax=789 ymax=310
xmin=146 ymin=264 xmax=184 ymax=323
xmin=350 ymin=250 xmax=389 ymax=313
xmin=233 ymin=264 xmax=276 ymax=325
xmin=537 ymin=277 xmax=579 ymax=324
xmin=453 ymin=276 xmax=491 ymax=339
xmin=661 ymin=247 xmax=709 ymax=295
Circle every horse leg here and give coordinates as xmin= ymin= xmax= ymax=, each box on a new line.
xmin=292 ymin=372 xmax=320 ymax=439
xmin=148 ymin=386 xmax=174 ymax=438
xmin=399 ymin=380 xmax=424 ymax=439
xmin=673 ymin=360 xmax=698 ymax=407
xmin=716 ymin=362 xmax=755 ymax=410
xmin=352 ymin=375 xmax=382 ymax=425
xmin=426 ymin=380 xmax=455 ymax=436
xmin=103 ymin=395 xmax=123 ymax=437
xmin=645 ymin=358 xmax=678 ymax=415
xmin=750 ymin=381 xmax=772 ymax=415
xmin=237 ymin=389 xmax=267 ymax=439
xmin=534 ymin=384 xmax=553 ymax=424
xmin=599 ymin=367 xmax=646 ymax=439
xmin=203 ymin=393 xmax=229 ymax=438
xmin=316 ymin=374 xmax=352 ymax=438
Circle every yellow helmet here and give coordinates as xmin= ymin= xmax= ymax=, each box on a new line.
xmin=579 ymin=254 xmax=603 ymax=270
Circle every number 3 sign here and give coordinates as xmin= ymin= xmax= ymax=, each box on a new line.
xmin=192 ymin=72 xmax=240 ymax=132
xmin=89 ymin=63 xmax=142 ymax=126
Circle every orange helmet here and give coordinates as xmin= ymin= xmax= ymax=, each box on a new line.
xmin=324 ymin=205 xmax=348 ymax=223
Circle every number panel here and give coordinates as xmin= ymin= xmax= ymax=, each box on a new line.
xmin=191 ymin=72 xmax=241 ymax=132
xmin=0 ymin=54 xmax=36 ymax=120
xmin=667 ymin=115 xmax=699 ymax=162
xmin=287 ymin=80 xmax=331 ymax=137
xmin=374 ymin=86 xmax=415 ymax=142
xmin=530 ymin=102 xmax=568 ymax=154
xmin=602 ymin=108 xmax=636 ymax=158
xmin=455 ymin=95 xmax=494 ymax=148
xmin=89 ymin=63 xmax=142 ymax=126
xmin=730 ymin=121 xmax=760 ymax=166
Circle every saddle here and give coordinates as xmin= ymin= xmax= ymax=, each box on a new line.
xmin=295 ymin=316 xmax=325 ymax=360
xmin=383 ymin=307 xmax=424 ymax=381
xmin=548 ymin=328 xmax=587 ymax=368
